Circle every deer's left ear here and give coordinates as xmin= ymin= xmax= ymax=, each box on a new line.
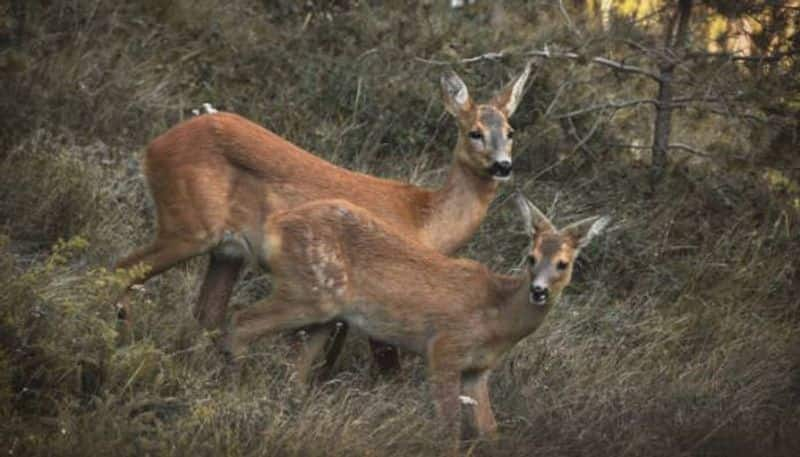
xmin=441 ymin=70 xmax=474 ymax=118
xmin=491 ymin=61 xmax=532 ymax=117
xmin=562 ymin=216 xmax=610 ymax=250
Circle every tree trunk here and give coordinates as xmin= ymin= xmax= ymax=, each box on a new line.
xmin=651 ymin=0 xmax=693 ymax=186
xmin=651 ymin=69 xmax=673 ymax=185
xmin=11 ymin=0 xmax=26 ymax=44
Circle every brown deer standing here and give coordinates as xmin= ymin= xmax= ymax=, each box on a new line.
xmin=224 ymin=194 xmax=609 ymax=444
xmin=114 ymin=64 xmax=532 ymax=372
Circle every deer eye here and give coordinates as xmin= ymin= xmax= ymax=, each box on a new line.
xmin=556 ymin=261 xmax=569 ymax=271
xmin=528 ymin=256 xmax=537 ymax=266
xmin=507 ymin=130 xmax=514 ymax=140
xmin=468 ymin=130 xmax=483 ymax=140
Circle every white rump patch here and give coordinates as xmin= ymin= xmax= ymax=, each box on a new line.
xmin=450 ymin=0 xmax=476 ymax=8
xmin=459 ymin=395 xmax=478 ymax=406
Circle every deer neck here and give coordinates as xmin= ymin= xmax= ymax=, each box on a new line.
xmin=423 ymin=155 xmax=499 ymax=255
xmin=489 ymin=270 xmax=555 ymax=344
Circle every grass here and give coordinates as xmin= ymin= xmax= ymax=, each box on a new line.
xmin=1 ymin=1 xmax=799 ymax=456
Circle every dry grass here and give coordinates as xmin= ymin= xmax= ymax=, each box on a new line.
xmin=1 ymin=1 xmax=799 ymax=456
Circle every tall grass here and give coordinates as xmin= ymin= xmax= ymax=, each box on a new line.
xmin=1 ymin=1 xmax=798 ymax=456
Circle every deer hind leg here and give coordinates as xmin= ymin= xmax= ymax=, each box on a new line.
xmin=193 ymin=252 xmax=244 ymax=330
xmin=368 ymin=339 xmax=400 ymax=374
xmin=461 ymin=370 xmax=498 ymax=439
xmin=322 ymin=325 xmax=400 ymax=376
xmin=225 ymin=297 xmax=332 ymax=359
xmin=319 ymin=321 xmax=348 ymax=374
xmin=292 ymin=324 xmax=332 ymax=386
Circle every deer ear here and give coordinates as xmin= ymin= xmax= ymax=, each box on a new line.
xmin=441 ymin=70 xmax=473 ymax=117
xmin=491 ymin=61 xmax=532 ymax=117
xmin=515 ymin=193 xmax=556 ymax=236
xmin=561 ymin=216 xmax=610 ymax=250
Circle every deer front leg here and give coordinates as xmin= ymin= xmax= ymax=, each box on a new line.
xmin=462 ymin=370 xmax=498 ymax=438
xmin=426 ymin=336 xmax=463 ymax=447
xmin=114 ymin=237 xmax=212 ymax=341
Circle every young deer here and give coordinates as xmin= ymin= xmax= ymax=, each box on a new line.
xmin=114 ymin=64 xmax=532 ymax=371
xmin=224 ymin=194 xmax=609 ymax=443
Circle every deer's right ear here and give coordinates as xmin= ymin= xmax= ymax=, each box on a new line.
xmin=491 ymin=61 xmax=532 ymax=117
xmin=562 ymin=215 xmax=610 ymax=250
xmin=441 ymin=70 xmax=473 ymax=117
xmin=515 ymin=193 xmax=556 ymax=236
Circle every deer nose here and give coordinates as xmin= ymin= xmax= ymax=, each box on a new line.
xmin=530 ymin=284 xmax=548 ymax=305
xmin=489 ymin=160 xmax=513 ymax=178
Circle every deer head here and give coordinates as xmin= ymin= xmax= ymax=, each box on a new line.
xmin=441 ymin=62 xmax=532 ymax=181
xmin=516 ymin=193 xmax=610 ymax=306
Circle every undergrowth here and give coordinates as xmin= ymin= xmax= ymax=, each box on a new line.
xmin=1 ymin=1 xmax=798 ymax=456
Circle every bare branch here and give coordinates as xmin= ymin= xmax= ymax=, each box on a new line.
xmin=523 ymin=48 xmax=663 ymax=81
xmin=693 ymin=106 xmax=767 ymax=123
xmin=414 ymin=47 xmax=662 ymax=81
xmin=685 ymin=50 xmax=799 ymax=63
xmin=558 ymin=0 xmax=582 ymax=38
xmin=668 ymin=142 xmax=711 ymax=158
xmin=414 ymin=52 xmax=507 ymax=65
xmin=569 ymin=113 xmax=605 ymax=156
xmin=612 ymin=142 xmax=711 ymax=158
xmin=549 ymin=91 xmax=763 ymax=121
xmin=592 ymin=56 xmax=660 ymax=78
xmin=413 ymin=44 xmax=794 ymax=82
xmin=550 ymin=98 xmax=658 ymax=119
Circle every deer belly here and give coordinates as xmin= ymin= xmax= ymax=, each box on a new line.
xmin=211 ymin=230 xmax=261 ymax=266
xmin=343 ymin=312 xmax=427 ymax=355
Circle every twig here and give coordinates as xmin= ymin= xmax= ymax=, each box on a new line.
xmin=550 ymin=94 xmax=764 ymax=121
xmin=668 ymin=142 xmax=712 ymax=157
xmin=414 ymin=51 xmax=507 ymax=65
xmin=558 ymin=0 xmax=581 ymax=38
xmin=414 ymin=47 xmax=661 ymax=81
xmin=544 ymin=80 xmax=570 ymax=118
xmin=571 ymin=113 xmax=604 ymax=156
xmin=686 ymin=50 xmax=799 ymax=63
xmin=523 ymin=48 xmax=662 ymax=81
xmin=612 ymin=142 xmax=712 ymax=158
xmin=550 ymin=98 xmax=659 ymax=119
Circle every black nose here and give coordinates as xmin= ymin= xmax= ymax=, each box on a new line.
xmin=530 ymin=284 xmax=548 ymax=305
xmin=489 ymin=160 xmax=512 ymax=177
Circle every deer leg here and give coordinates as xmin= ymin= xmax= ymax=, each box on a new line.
xmin=462 ymin=370 xmax=498 ymax=438
xmin=322 ymin=327 xmax=401 ymax=376
xmin=114 ymin=242 xmax=158 ymax=323
xmin=426 ymin=336 xmax=462 ymax=447
xmin=321 ymin=321 xmax=348 ymax=374
xmin=114 ymin=237 xmax=211 ymax=323
xmin=293 ymin=325 xmax=331 ymax=386
xmin=194 ymin=253 xmax=244 ymax=330
xmin=368 ymin=339 xmax=400 ymax=374
xmin=226 ymin=298 xmax=331 ymax=358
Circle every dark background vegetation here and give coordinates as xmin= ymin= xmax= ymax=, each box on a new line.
xmin=1 ymin=1 xmax=799 ymax=455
